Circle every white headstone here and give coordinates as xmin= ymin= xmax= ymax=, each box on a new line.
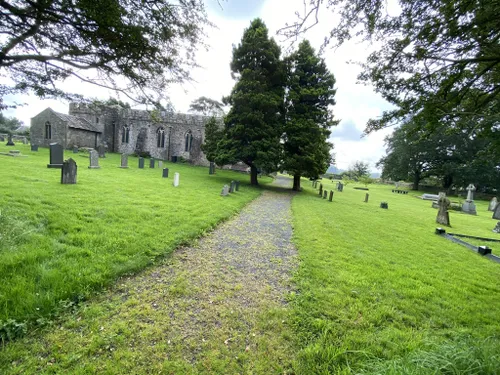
xmin=173 ymin=172 xmax=180 ymax=187
xmin=489 ymin=197 xmax=497 ymax=211
xmin=221 ymin=185 xmax=229 ymax=196
xmin=466 ymin=184 xmax=476 ymax=201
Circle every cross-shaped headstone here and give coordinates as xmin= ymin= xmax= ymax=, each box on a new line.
xmin=466 ymin=184 xmax=476 ymax=201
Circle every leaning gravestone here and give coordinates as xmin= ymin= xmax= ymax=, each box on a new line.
xmin=120 ymin=154 xmax=129 ymax=168
xmin=61 ymin=158 xmax=77 ymax=184
xmin=31 ymin=144 xmax=38 ymax=152
xmin=492 ymin=203 xmax=500 ymax=220
xmin=97 ymin=145 xmax=106 ymax=158
xmin=6 ymin=134 xmax=15 ymax=146
xmin=461 ymin=184 xmax=477 ymax=215
xmin=149 ymin=158 xmax=155 ymax=168
xmin=488 ymin=197 xmax=497 ymax=212
xmin=221 ymin=185 xmax=229 ymax=196
xmin=88 ymin=150 xmax=100 ymax=169
xmin=173 ymin=172 xmax=180 ymax=187
xmin=138 ymin=157 xmax=144 ymax=169
xmin=47 ymin=143 xmax=64 ymax=168
xmin=162 ymin=168 xmax=169 ymax=178
xmin=436 ymin=192 xmax=451 ymax=226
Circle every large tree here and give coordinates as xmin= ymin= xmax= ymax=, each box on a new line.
xmin=216 ymin=18 xmax=284 ymax=185
xmin=0 ymin=0 xmax=210 ymax=109
xmin=283 ymin=40 xmax=337 ymax=191
xmin=201 ymin=116 xmax=222 ymax=164
xmin=279 ymin=0 xmax=500 ymax=136
xmin=189 ymin=96 xmax=225 ymax=117
xmin=0 ymin=113 xmax=23 ymax=134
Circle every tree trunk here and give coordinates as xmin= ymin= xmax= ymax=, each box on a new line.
xmin=293 ymin=174 xmax=301 ymax=191
xmin=250 ymin=165 xmax=258 ymax=185
xmin=412 ymin=171 xmax=421 ymax=190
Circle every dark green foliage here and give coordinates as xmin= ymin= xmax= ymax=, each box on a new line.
xmin=0 ymin=113 xmax=23 ymax=134
xmin=283 ymin=40 xmax=337 ymax=191
xmin=216 ymin=18 xmax=285 ymax=185
xmin=189 ymin=96 xmax=225 ymax=116
xmin=0 ymin=0 xmax=210 ymax=109
xmin=201 ymin=117 xmax=222 ymax=163
xmin=349 ymin=161 xmax=370 ymax=179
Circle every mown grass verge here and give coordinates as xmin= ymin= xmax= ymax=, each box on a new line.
xmin=289 ymin=179 xmax=500 ymax=374
xmin=0 ymin=144 xmax=268 ymax=341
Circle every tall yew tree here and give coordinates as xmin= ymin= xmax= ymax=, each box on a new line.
xmin=283 ymin=40 xmax=337 ymax=191
xmin=216 ymin=19 xmax=284 ymax=185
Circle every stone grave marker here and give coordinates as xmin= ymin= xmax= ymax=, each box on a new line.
xmin=97 ymin=145 xmax=106 ymax=158
xmin=0 ymin=135 xmax=4 ymax=141
xmin=88 ymin=150 xmax=100 ymax=169
xmin=120 ymin=154 xmax=129 ymax=168
xmin=47 ymin=143 xmax=64 ymax=168
xmin=149 ymin=158 xmax=155 ymax=168
xmin=319 ymin=183 xmax=323 ymax=196
xmin=162 ymin=168 xmax=169 ymax=178
xmin=488 ymin=197 xmax=497 ymax=212
xmin=380 ymin=202 xmax=388 ymax=209
xmin=461 ymin=184 xmax=477 ymax=215
xmin=6 ymin=134 xmax=15 ymax=146
xmin=493 ymin=222 xmax=500 ymax=233
xmin=436 ymin=192 xmax=451 ymax=226
xmin=138 ymin=157 xmax=144 ymax=169
xmin=323 ymin=190 xmax=327 ymax=199
xmin=22 ymin=138 xmax=27 ymax=144
xmin=329 ymin=190 xmax=334 ymax=201
xmin=73 ymin=146 xmax=79 ymax=153
xmin=61 ymin=158 xmax=77 ymax=184
xmin=173 ymin=172 xmax=180 ymax=187
xmin=364 ymin=193 xmax=369 ymax=203
xmin=221 ymin=185 xmax=229 ymax=196
xmin=158 ymin=161 xmax=163 ymax=169
xmin=31 ymin=144 xmax=38 ymax=152
xmin=235 ymin=181 xmax=240 ymax=191
xmin=209 ymin=162 xmax=215 ymax=175
xmin=492 ymin=203 xmax=500 ymax=220
xmin=229 ymin=181 xmax=235 ymax=193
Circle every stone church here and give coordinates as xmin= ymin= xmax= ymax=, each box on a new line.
xmin=30 ymin=103 xmax=214 ymax=166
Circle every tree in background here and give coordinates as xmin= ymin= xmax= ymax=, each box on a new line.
xmin=216 ymin=19 xmax=284 ymax=185
xmin=282 ymin=40 xmax=337 ymax=191
xmin=189 ymin=97 xmax=225 ymax=117
xmin=349 ymin=161 xmax=370 ymax=180
xmin=201 ymin=117 xmax=223 ymax=164
xmin=0 ymin=1 xmax=210 ymax=109
xmin=0 ymin=113 xmax=23 ymax=134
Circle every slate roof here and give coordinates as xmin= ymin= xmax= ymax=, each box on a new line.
xmin=52 ymin=110 xmax=101 ymax=133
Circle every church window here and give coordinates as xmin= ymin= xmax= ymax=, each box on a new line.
xmin=122 ymin=126 xmax=130 ymax=144
xmin=45 ymin=121 xmax=52 ymax=139
xmin=157 ymin=127 xmax=165 ymax=148
xmin=185 ymin=130 xmax=193 ymax=152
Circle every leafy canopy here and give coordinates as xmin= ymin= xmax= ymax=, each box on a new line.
xmin=189 ymin=97 xmax=225 ymax=117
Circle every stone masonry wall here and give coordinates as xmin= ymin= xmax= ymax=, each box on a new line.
xmin=66 ymin=128 xmax=99 ymax=149
xmin=30 ymin=108 xmax=68 ymax=147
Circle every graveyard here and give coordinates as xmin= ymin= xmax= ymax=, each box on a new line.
xmin=0 ymin=145 xmax=499 ymax=373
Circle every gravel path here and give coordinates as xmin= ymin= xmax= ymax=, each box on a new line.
xmin=5 ymin=177 xmax=299 ymax=374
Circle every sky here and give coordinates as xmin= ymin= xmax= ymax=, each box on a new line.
xmin=4 ymin=0 xmax=395 ymax=172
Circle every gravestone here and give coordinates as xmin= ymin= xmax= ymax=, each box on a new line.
xmin=364 ymin=193 xmax=369 ymax=203
xmin=461 ymin=184 xmax=477 ymax=215
xmin=380 ymin=202 xmax=388 ymax=209
xmin=22 ymin=138 xmax=27 ymax=144
xmin=338 ymin=183 xmax=343 ymax=192
xmin=0 ymin=135 xmax=4 ymax=141
xmin=173 ymin=172 xmax=180 ymax=187
xmin=97 ymin=145 xmax=106 ymax=158
xmin=73 ymin=146 xmax=79 ymax=153
xmin=329 ymin=190 xmax=334 ymax=201
xmin=47 ymin=143 xmax=64 ymax=168
xmin=31 ymin=144 xmax=38 ymax=152
xmin=488 ymin=197 xmax=497 ymax=212
xmin=421 ymin=193 xmax=440 ymax=200
xmin=138 ymin=157 xmax=144 ymax=169
xmin=492 ymin=203 xmax=500 ymax=220
xmin=61 ymin=158 xmax=77 ymax=184
xmin=162 ymin=168 xmax=169 ymax=178
xmin=120 ymin=154 xmax=129 ymax=168
xmin=492 ymin=222 xmax=500 ymax=233
xmin=6 ymin=134 xmax=15 ymax=146
xmin=323 ymin=190 xmax=327 ymax=199
xmin=88 ymin=150 xmax=100 ymax=169
xmin=436 ymin=192 xmax=451 ymax=226
xmin=229 ymin=181 xmax=235 ymax=193
xmin=235 ymin=181 xmax=240 ymax=191
xmin=319 ymin=183 xmax=323 ymax=196
xmin=209 ymin=162 xmax=215 ymax=175
xmin=221 ymin=185 xmax=229 ymax=196
xmin=149 ymin=158 xmax=155 ymax=168
xmin=158 ymin=161 xmax=163 ymax=169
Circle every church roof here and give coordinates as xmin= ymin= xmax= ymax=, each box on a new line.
xmin=52 ymin=110 xmax=101 ymax=133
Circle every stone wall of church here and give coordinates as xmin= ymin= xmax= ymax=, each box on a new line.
xmin=30 ymin=109 xmax=68 ymax=147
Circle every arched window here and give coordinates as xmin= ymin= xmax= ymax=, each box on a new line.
xmin=45 ymin=121 xmax=52 ymax=139
xmin=121 ymin=126 xmax=130 ymax=144
xmin=185 ymin=130 xmax=193 ymax=152
xmin=157 ymin=127 xmax=165 ymax=148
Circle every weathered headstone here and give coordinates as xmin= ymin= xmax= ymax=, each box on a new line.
xmin=158 ymin=161 xmax=163 ymax=169
xmin=235 ymin=181 xmax=240 ymax=191
xmin=364 ymin=193 xmax=369 ymax=203
xmin=73 ymin=146 xmax=79 ymax=153
xmin=221 ymin=185 xmax=229 ymax=196
xmin=138 ymin=157 xmax=144 ymax=169
xmin=319 ymin=183 xmax=323 ymax=196
xmin=22 ymin=138 xmax=27 ymax=144
xmin=120 ymin=154 xmax=129 ymax=168
xmin=88 ymin=149 xmax=100 ymax=169
xmin=492 ymin=203 xmax=500 ymax=220
xmin=436 ymin=192 xmax=451 ymax=226
xmin=421 ymin=193 xmax=440 ymax=200
xmin=209 ymin=162 xmax=215 ymax=175
xmin=6 ymin=134 xmax=15 ymax=146
xmin=162 ymin=168 xmax=169 ymax=178
xmin=149 ymin=158 xmax=155 ymax=168
xmin=492 ymin=222 xmax=500 ymax=233
xmin=323 ymin=190 xmax=327 ymax=199
xmin=97 ymin=145 xmax=106 ymax=158
xmin=173 ymin=172 xmax=180 ymax=187
xmin=61 ymin=158 xmax=77 ymax=184
xmin=31 ymin=144 xmax=38 ymax=152
xmin=338 ymin=183 xmax=343 ymax=192
xmin=229 ymin=181 xmax=235 ymax=193
xmin=380 ymin=202 xmax=388 ymax=209
xmin=461 ymin=184 xmax=477 ymax=215
xmin=488 ymin=197 xmax=497 ymax=212
xmin=47 ymin=143 xmax=64 ymax=168
xmin=329 ymin=190 xmax=334 ymax=201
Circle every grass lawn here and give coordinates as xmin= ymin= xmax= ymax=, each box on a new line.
xmin=289 ymin=179 xmax=500 ymax=374
xmin=0 ymin=143 xmax=268 ymax=340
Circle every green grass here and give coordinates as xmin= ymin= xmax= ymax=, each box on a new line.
xmin=289 ymin=179 xmax=500 ymax=374
xmin=0 ymin=144 xmax=268 ymax=340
